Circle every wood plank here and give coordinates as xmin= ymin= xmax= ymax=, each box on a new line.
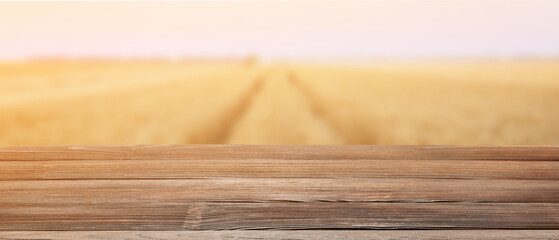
xmin=1 ymin=145 xmax=558 ymax=233
xmin=2 ymin=159 xmax=558 ymax=180
xmin=1 ymin=145 xmax=559 ymax=161
xmin=2 ymin=178 xmax=558 ymax=203
xmin=2 ymin=202 xmax=559 ymax=230
xmin=2 ymin=230 xmax=559 ymax=240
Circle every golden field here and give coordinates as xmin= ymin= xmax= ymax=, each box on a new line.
xmin=1 ymin=60 xmax=558 ymax=145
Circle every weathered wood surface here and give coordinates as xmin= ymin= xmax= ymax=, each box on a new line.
xmin=1 ymin=231 xmax=559 ymax=240
xmin=2 ymin=145 xmax=559 ymax=161
xmin=1 ymin=145 xmax=558 ymax=238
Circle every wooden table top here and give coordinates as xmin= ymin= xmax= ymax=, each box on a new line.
xmin=1 ymin=145 xmax=558 ymax=239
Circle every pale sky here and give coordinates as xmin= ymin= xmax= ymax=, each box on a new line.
xmin=1 ymin=1 xmax=559 ymax=60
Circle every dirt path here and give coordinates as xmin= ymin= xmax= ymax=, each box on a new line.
xmin=225 ymin=67 xmax=345 ymax=144
xmin=208 ymin=71 xmax=267 ymax=144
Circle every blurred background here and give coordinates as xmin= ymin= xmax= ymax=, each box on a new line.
xmin=1 ymin=1 xmax=558 ymax=145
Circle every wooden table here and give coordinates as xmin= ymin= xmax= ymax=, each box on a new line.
xmin=1 ymin=145 xmax=558 ymax=239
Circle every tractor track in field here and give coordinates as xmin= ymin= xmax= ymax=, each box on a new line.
xmin=286 ymin=68 xmax=347 ymax=143
xmin=286 ymin=70 xmax=329 ymax=122
xmin=214 ymin=67 xmax=345 ymax=144
xmin=211 ymin=70 xmax=269 ymax=144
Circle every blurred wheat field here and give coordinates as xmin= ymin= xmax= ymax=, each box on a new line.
xmin=0 ymin=61 xmax=262 ymax=144
xmin=1 ymin=60 xmax=558 ymax=145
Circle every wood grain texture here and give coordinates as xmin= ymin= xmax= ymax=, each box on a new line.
xmin=1 ymin=231 xmax=559 ymax=240
xmin=2 ymin=179 xmax=559 ymax=203
xmin=2 ymin=145 xmax=559 ymax=161
xmin=3 ymin=159 xmax=559 ymax=180
xmin=1 ymin=145 xmax=558 ymax=237
xmin=3 ymin=202 xmax=559 ymax=230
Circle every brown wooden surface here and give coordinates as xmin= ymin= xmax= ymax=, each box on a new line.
xmin=1 ymin=231 xmax=559 ymax=240
xmin=1 ymin=145 xmax=559 ymax=239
